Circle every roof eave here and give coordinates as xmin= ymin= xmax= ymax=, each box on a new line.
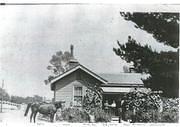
xmin=50 ymin=64 xmax=108 ymax=90
xmin=101 ymin=83 xmax=144 ymax=87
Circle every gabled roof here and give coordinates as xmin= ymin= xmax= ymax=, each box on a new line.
xmin=50 ymin=64 xmax=108 ymax=85
xmin=50 ymin=64 xmax=146 ymax=90
xmin=99 ymin=73 xmax=144 ymax=85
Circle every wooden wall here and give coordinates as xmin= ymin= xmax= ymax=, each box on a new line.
xmin=55 ymin=80 xmax=87 ymax=108
xmin=53 ymin=69 xmax=103 ymax=108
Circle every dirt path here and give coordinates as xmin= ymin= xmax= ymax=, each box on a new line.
xmin=0 ymin=107 xmax=129 ymax=126
xmin=0 ymin=108 xmax=64 ymax=126
xmin=1 ymin=109 xmax=28 ymax=123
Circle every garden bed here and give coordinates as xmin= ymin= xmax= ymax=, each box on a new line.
xmin=56 ymin=108 xmax=111 ymax=123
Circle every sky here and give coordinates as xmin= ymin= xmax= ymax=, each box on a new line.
xmin=0 ymin=4 xmax=178 ymax=99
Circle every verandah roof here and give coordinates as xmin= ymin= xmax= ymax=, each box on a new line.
xmin=101 ymin=87 xmax=147 ymax=93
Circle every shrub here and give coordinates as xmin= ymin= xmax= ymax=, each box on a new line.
xmin=158 ymin=98 xmax=179 ymax=123
xmin=122 ymin=89 xmax=179 ymax=123
xmin=159 ymin=110 xmax=179 ymax=123
xmin=60 ymin=108 xmax=90 ymax=123
xmin=92 ymin=108 xmax=111 ymax=122
xmin=58 ymin=107 xmax=111 ymax=123
xmin=81 ymin=86 xmax=112 ymax=122
xmin=82 ymin=88 xmax=102 ymax=112
xmin=122 ymin=88 xmax=162 ymax=122
xmin=135 ymin=109 xmax=159 ymax=122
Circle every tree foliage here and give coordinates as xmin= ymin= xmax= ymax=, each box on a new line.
xmin=82 ymin=85 xmax=103 ymax=113
xmin=159 ymin=98 xmax=179 ymax=122
xmin=120 ymin=12 xmax=179 ymax=48
xmin=123 ymin=89 xmax=162 ymax=111
xmin=44 ymin=51 xmax=73 ymax=84
xmin=0 ymin=88 xmax=10 ymax=101
xmin=122 ymin=88 xmax=163 ymax=122
xmin=11 ymin=95 xmax=43 ymax=104
xmin=47 ymin=51 xmax=72 ymax=75
xmin=114 ymin=12 xmax=179 ymax=97
xmin=114 ymin=36 xmax=179 ymax=97
xmin=0 ymin=88 xmax=44 ymax=104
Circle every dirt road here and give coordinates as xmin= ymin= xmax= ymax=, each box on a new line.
xmin=0 ymin=107 xmax=68 ymax=127
xmin=0 ymin=106 xmax=128 ymax=126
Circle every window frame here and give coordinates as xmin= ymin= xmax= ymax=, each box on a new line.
xmin=73 ymin=85 xmax=83 ymax=107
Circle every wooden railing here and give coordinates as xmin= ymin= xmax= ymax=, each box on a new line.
xmin=1 ymin=100 xmax=21 ymax=107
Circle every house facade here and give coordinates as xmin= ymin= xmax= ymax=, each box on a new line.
xmin=50 ymin=46 xmax=147 ymax=109
xmin=50 ymin=64 xmax=107 ymax=107
xmin=50 ymin=62 xmax=147 ymax=108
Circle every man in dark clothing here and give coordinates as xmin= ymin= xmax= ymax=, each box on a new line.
xmin=116 ymin=97 xmax=123 ymax=123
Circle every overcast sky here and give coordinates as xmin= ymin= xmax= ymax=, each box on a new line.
xmin=0 ymin=4 xmax=177 ymax=99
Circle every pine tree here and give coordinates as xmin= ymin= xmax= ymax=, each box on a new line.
xmin=114 ymin=13 xmax=179 ymax=97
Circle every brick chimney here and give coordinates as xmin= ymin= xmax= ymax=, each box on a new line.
xmin=70 ymin=44 xmax=74 ymax=58
xmin=129 ymin=67 xmax=136 ymax=73
xmin=68 ymin=45 xmax=79 ymax=69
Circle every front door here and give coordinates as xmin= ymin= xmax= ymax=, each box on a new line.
xmin=102 ymin=93 xmax=124 ymax=116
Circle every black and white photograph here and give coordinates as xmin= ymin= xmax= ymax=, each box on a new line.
xmin=0 ymin=1 xmax=179 ymax=126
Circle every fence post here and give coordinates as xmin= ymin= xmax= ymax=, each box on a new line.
xmin=1 ymin=80 xmax=4 ymax=113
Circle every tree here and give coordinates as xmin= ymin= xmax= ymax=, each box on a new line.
xmin=33 ymin=95 xmax=43 ymax=102
xmin=11 ymin=96 xmax=26 ymax=104
xmin=120 ymin=12 xmax=179 ymax=48
xmin=0 ymin=88 xmax=10 ymax=101
xmin=11 ymin=95 xmax=44 ymax=104
xmin=44 ymin=50 xmax=73 ymax=84
xmin=114 ymin=12 xmax=179 ymax=97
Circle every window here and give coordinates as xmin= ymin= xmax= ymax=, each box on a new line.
xmin=74 ymin=86 xmax=83 ymax=107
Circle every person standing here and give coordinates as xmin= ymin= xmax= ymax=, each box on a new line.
xmin=121 ymin=98 xmax=126 ymax=121
xmin=116 ymin=97 xmax=122 ymax=123
xmin=111 ymin=100 xmax=116 ymax=116
xmin=131 ymin=106 xmax=136 ymax=123
xmin=104 ymin=100 xmax=109 ymax=114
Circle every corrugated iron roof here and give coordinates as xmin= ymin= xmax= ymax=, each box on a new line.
xmin=50 ymin=63 xmax=149 ymax=91
xmin=99 ymin=73 xmax=146 ymax=85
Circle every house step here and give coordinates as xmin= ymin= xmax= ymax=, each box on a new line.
xmin=111 ymin=117 xmax=119 ymax=123
xmin=111 ymin=117 xmax=119 ymax=122
xmin=111 ymin=117 xmax=130 ymax=123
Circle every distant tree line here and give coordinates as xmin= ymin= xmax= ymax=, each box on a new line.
xmin=0 ymin=88 xmax=43 ymax=104
xmin=0 ymin=88 xmax=10 ymax=101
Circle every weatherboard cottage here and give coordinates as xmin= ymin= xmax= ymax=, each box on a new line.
xmin=50 ymin=46 xmax=146 ymax=110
